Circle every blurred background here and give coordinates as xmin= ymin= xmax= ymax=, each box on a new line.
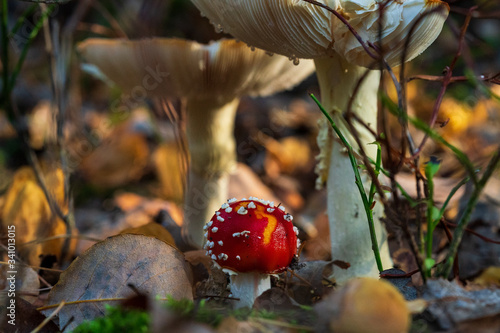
xmin=1 ymin=0 xmax=500 ymax=280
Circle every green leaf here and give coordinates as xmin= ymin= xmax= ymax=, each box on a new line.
xmin=424 ymin=258 xmax=436 ymax=272
xmin=425 ymin=156 xmax=441 ymax=180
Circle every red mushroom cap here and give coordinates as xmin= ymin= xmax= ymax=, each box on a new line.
xmin=204 ymin=197 xmax=299 ymax=274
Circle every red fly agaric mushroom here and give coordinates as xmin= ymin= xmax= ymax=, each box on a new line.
xmin=205 ymin=197 xmax=299 ymax=308
xmin=77 ymin=38 xmax=314 ymax=248
xmin=191 ymin=0 xmax=449 ymax=282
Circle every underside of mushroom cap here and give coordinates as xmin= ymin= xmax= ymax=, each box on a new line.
xmin=77 ymin=38 xmax=314 ymax=103
xmin=191 ymin=0 xmax=449 ymax=67
xmin=335 ymin=0 xmax=450 ymax=66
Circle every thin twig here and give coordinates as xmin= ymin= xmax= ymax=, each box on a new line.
xmin=407 ymin=72 xmax=500 ymax=83
xmin=31 ymin=301 xmax=66 ymax=333
xmin=37 ymin=298 xmax=126 ymax=311
xmin=411 ymin=7 xmax=476 ymax=160
xmin=0 ymin=261 xmax=63 ymax=273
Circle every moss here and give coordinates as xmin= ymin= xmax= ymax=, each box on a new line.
xmin=73 ymin=305 xmax=149 ymax=333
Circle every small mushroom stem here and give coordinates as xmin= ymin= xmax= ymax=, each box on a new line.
xmin=314 ymin=54 xmax=392 ymax=283
xmin=229 ymin=272 xmax=271 ymax=309
xmin=183 ymin=97 xmax=239 ymax=247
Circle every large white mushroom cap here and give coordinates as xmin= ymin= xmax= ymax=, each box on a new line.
xmin=191 ymin=0 xmax=449 ymax=67
xmin=77 ymin=38 xmax=315 ymax=103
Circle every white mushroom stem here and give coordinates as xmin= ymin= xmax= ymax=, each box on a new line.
xmin=183 ymin=98 xmax=239 ymax=247
xmin=314 ymin=54 xmax=392 ymax=284
xmin=229 ymin=272 xmax=271 ymax=309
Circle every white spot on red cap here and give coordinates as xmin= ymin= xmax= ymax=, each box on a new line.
xmin=247 ymin=201 xmax=256 ymax=209
xmin=228 ymin=198 xmax=237 ymax=203
xmin=236 ymin=255 xmax=241 ymax=260
xmin=278 ymin=205 xmax=286 ymax=212
xmin=237 ymin=206 xmax=248 ymax=215
xmin=211 ymin=254 xmax=217 ymax=260
xmin=232 ymin=232 xmax=241 ymax=237
xmin=217 ymin=216 xmax=225 ymax=222
xmin=225 ymin=207 xmax=232 ymax=213
xmin=293 ymin=226 xmax=299 ymax=235
xmin=221 ymin=203 xmax=229 ymax=209
xmin=218 ymin=240 xmax=223 ymax=246
xmin=207 ymin=221 xmax=213 ymax=227
xmin=218 ymin=253 xmax=228 ymax=261
xmin=284 ymin=214 xmax=293 ymax=222
xmin=267 ymin=208 xmax=275 ymax=213
xmin=212 ymin=227 xmax=218 ymax=233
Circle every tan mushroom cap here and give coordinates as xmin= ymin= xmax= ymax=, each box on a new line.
xmin=77 ymin=38 xmax=315 ymax=103
xmin=191 ymin=0 xmax=449 ymax=67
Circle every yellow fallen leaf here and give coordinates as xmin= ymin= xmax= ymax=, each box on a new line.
xmin=472 ymin=267 xmax=500 ymax=287
xmin=1 ymin=166 xmax=76 ymax=266
xmin=120 ymin=222 xmax=176 ymax=248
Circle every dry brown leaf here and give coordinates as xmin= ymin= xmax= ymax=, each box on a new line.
xmin=79 ymin=125 xmax=149 ymax=188
xmin=471 ymin=267 xmax=500 ymax=287
xmin=0 ymin=166 xmax=75 ymax=266
xmin=423 ymin=279 xmax=500 ymax=331
xmin=263 ymin=136 xmax=312 ymax=177
xmin=287 ymin=260 xmax=334 ymax=305
xmin=0 ymin=297 xmax=59 ymax=333
xmin=120 ymin=222 xmax=176 ymax=248
xmin=184 ymin=250 xmax=213 ymax=271
xmin=113 ymin=192 xmax=183 ymax=225
xmin=254 ymin=287 xmax=301 ymax=313
xmin=15 ymin=266 xmax=40 ymax=304
xmin=44 ymin=234 xmax=193 ymax=332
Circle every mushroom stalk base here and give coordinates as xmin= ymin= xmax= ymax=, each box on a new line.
xmin=183 ymin=98 xmax=239 ymax=248
xmin=314 ymin=55 xmax=392 ymax=284
xmin=229 ymin=273 xmax=271 ymax=309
